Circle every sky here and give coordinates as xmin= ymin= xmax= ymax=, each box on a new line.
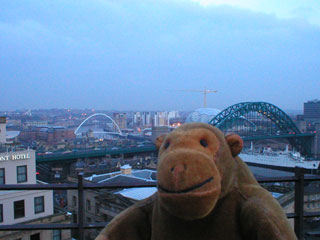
xmin=1 ymin=0 xmax=320 ymax=111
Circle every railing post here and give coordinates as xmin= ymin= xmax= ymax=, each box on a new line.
xmin=294 ymin=167 xmax=304 ymax=239
xmin=78 ymin=174 xmax=84 ymax=240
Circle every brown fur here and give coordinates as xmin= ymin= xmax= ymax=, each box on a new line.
xmin=96 ymin=123 xmax=297 ymax=240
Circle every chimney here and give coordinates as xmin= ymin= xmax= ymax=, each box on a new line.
xmin=120 ymin=164 xmax=132 ymax=175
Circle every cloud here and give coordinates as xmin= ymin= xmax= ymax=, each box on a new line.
xmin=192 ymin=0 xmax=320 ymax=25
xmin=191 ymin=0 xmax=257 ymax=9
xmin=0 ymin=19 xmax=82 ymax=58
xmin=0 ymin=0 xmax=320 ymax=110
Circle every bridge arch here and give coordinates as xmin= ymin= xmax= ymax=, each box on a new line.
xmin=74 ymin=113 xmax=123 ymax=136
xmin=209 ymin=102 xmax=300 ymax=134
xmin=208 ymin=102 xmax=313 ymax=156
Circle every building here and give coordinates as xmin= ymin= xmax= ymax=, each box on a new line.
xmin=142 ymin=112 xmax=151 ymax=126
xmin=67 ymin=165 xmax=156 ymax=240
xmin=133 ymin=112 xmax=152 ymax=127
xmin=113 ymin=113 xmax=127 ymax=129
xmin=19 ymin=125 xmax=76 ymax=145
xmin=304 ymin=100 xmax=320 ymax=122
xmin=0 ymin=148 xmax=71 ymax=240
xmin=0 ymin=117 xmax=6 ymax=144
xmin=167 ymin=111 xmax=183 ymax=126
xmin=301 ymin=100 xmax=320 ymax=158
xmin=185 ymin=108 xmax=221 ymax=123
xmin=312 ymin=123 xmax=320 ymax=158
xmin=25 ymin=120 xmax=49 ymax=127
xmin=154 ymin=112 xmax=168 ymax=126
xmin=151 ymin=126 xmax=174 ymax=143
xmin=269 ymin=181 xmax=320 ymax=229
xmin=133 ymin=112 xmax=142 ymax=127
xmin=168 ymin=110 xmax=179 ymax=121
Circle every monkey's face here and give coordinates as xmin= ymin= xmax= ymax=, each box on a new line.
xmin=156 ymin=127 xmax=222 ymax=220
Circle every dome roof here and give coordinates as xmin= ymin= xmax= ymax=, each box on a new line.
xmin=186 ymin=108 xmax=221 ymax=124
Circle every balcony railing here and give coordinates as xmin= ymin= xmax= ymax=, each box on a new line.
xmin=0 ymin=168 xmax=320 ymax=240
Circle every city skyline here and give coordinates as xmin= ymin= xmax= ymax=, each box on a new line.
xmin=1 ymin=0 xmax=320 ymax=111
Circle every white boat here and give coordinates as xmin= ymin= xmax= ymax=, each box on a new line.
xmin=239 ymin=143 xmax=320 ymax=170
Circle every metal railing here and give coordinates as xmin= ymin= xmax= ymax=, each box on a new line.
xmin=0 ymin=168 xmax=320 ymax=240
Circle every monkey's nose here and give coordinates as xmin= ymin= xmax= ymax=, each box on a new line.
xmin=171 ymin=164 xmax=187 ymax=178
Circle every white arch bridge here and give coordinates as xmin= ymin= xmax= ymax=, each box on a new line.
xmin=74 ymin=113 xmax=123 ymax=136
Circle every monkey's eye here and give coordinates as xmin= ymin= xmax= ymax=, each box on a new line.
xmin=164 ymin=141 xmax=170 ymax=149
xmin=200 ymin=139 xmax=208 ymax=147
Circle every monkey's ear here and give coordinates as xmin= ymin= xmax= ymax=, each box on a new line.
xmin=155 ymin=134 xmax=167 ymax=150
xmin=225 ymin=134 xmax=243 ymax=157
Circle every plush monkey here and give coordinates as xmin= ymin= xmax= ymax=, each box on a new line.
xmin=96 ymin=123 xmax=297 ymax=240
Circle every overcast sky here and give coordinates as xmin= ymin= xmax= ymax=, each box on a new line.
xmin=1 ymin=0 xmax=319 ymax=111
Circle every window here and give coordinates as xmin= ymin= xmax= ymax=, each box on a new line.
xmin=0 ymin=204 xmax=3 ymax=222
xmin=14 ymin=200 xmax=25 ymax=219
xmin=0 ymin=168 xmax=5 ymax=184
xmin=95 ymin=203 xmax=100 ymax=214
xmin=86 ymin=199 xmax=91 ymax=211
xmin=72 ymin=196 xmax=77 ymax=207
xmin=73 ymin=213 xmax=78 ymax=223
xmin=30 ymin=233 xmax=40 ymax=240
xmin=103 ymin=214 xmax=110 ymax=222
xmin=34 ymin=196 xmax=45 ymax=214
xmin=87 ymin=217 xmax=92 ymax=223
xmin=17 ymin=165 xmax=27 ymax=183
xmin=53 ymin=229 xmax=61 ymax=240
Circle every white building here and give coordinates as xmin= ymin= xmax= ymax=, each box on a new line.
xmin=0 ymin=117 xmax=6 ymax=143
xmin=0 ymin=149 xmax=71 ymax=240
xmin=142 ymin=112 xmax=151 ymax=126
xmin=154 ymin=111 xmax=169 ymax=126
xmin=133 ymin=112 xmax=152 ymax=127
xmin=133 ymin=112 xmax=142 ymax=126
xmin=168 ymin=110 xmax=179 ymax=120
xmin=0 ymin=150 xmax=54 ymax=225
xmin=0 ymin=117 xmax=20 ymax=144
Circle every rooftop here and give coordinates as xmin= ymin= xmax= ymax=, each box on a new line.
xmin=186 ymin=108 xmax=221 ymax=124
xmin=116 ymin=187 xmax=157 ymax=200
xmin=85 ymin=168 xmax=157 ymax=184
xmin=306 ymin=99 xmax=320 ymax=103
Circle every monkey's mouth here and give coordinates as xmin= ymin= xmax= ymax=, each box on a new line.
xmin=158 ymin=176 xmax=214 ymax=194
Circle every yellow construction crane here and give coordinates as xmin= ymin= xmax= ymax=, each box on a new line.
xmin=174 ymin=88 xmax=218 ymax=108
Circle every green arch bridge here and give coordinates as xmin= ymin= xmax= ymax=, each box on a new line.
xmin=209 ymin=102 xmax=315 ymax=156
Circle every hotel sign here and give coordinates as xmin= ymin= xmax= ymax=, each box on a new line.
xmin=0 ymin=153 xmax=30 ymax=161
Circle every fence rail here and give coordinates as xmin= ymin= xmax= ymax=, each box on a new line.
xmin=0 ymin=168 xmax=320 ymax=240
